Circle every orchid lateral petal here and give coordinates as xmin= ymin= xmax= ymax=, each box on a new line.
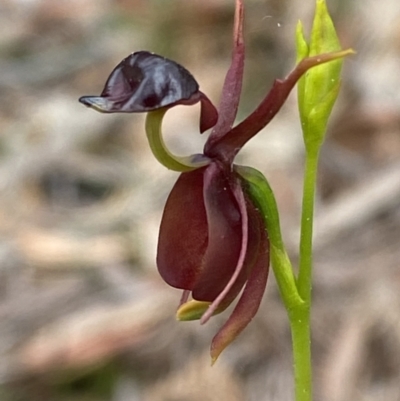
xmin=200 ymin=176 xmax=248 ymax=325
xmin=210 ymin=205 xmax=269 ymax=364
xmin=157 ymin=168 xmax=208 ymax=290
xmin=178 ymin=184 xmax=262 ymax=322
xmin=204 ymin=0 xmax=245 ymax=151
xmin=79 ymin=51 xmax=201 ymax=113
xmin=206 ymin=49 xmax=354 ymax=163
xmin=192 ymin=162 xmax=244 ymax=302
xmin=201 ymin=183 xmax=261 ymax=323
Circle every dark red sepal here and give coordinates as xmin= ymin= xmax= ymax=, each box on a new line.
xmin=157 ymin=167 xmax=208 ymax=290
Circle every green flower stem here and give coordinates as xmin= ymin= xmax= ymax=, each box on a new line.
xmin=237 ymin=163 xmax=318 ymax=401
xmin=297 ymin=149 xmax=319 ymax=302
xmin=289 ymin=305 xmax=312 ymax=401
xmin=145 ymin=108 xmax=211 ymax=172
xmin=289 ymin=148 xmax=320 ymax=401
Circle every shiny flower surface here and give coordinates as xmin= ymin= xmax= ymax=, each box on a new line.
xmin=79 ymin=0 xmax=347 ymax=361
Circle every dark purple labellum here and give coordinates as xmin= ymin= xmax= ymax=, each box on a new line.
xmin=79 ymin=51 xmax=200 ymax=113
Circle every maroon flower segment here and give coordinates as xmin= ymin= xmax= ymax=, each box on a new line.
xmin=79 ymin=51 xmax=218 ymax=133
xmin=157 ymin=161 xmax=266 ymax=304
xmin=210 ymin=203 xmax=269 ymax=362
xmin=80 ymin=51 xmax=199 ymax=112
xmin=157 ymin=160 xmax=269 ymax=360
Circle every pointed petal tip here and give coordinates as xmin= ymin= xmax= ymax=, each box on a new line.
xmin=203 ymin=0 xmax=245 ymax=150
xmin=234 ymin=0 xmax=244 ymax=47
xmin=210 ymin=354 xmax=218 ymax=366
xmin=78 ymin=95 xmax=111 ymax=113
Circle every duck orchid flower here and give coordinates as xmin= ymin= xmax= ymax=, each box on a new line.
xmin=79 ymin=0 xmax=349 ymax=362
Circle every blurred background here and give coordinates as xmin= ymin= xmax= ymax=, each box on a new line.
xmin=1 ymin=0 xmax=400 ymax=400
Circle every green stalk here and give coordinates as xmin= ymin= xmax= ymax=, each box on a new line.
xmin=237 ymin=163 xmax=314 ymax=401
xmin=290 ymin=148 xmax=320 ymax=401
xmin=297 ymin=149 xmax=319 ymax=302
xmin=289 ymin=306 xmax=312 ymax=401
